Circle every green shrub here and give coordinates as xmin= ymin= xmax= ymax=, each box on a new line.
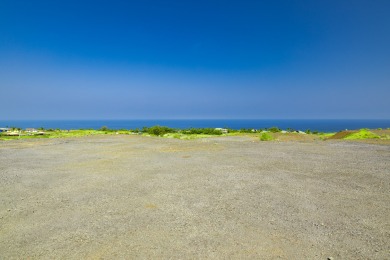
xmin=239 ymin=128 xmax=253 ymax=133
xmin=260 ymin=132 xmax=274 ymax=141
xmin=146 ymin=126 xmax=176 ymax=136
xmin=227 ymin=128 xmax=238 ymax=133
xmin=268 ymin=127 xmax=281 ymax=133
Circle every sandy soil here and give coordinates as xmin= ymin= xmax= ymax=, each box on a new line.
xmin=0 ymin=135 xmax=389 ymax=259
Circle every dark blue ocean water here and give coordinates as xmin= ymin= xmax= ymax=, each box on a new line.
xmin=1 ymin=119 xmax=389 ymax=132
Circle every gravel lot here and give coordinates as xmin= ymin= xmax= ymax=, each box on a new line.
xmin=1 ymin=135 xmax=389 ymax=259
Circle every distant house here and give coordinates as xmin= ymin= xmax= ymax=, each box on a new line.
xmin=25 ymin=128 xmax=45 ymax=135
xmin=25 ymin=128 xmax=38 ymax=133
xmin=215 ymin=128 xmax=228 ymax=134
xmin=0 ymin=128 xmax=11 ymax=133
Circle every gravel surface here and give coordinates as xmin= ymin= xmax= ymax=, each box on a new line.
xmin=0 ymin=135 xmax=389 ymax=259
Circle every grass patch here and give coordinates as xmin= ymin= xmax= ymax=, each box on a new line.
xmin=162 ymin=133 xmax=217 ymax=140
xmin=0 ymin=134 xmax=51 ymax=140
xmin=0 ymin=129 xmax=130 ymax=140
xmin=318 ymin=132 xmax=336 ymax=138
xmin=318 ymin=132 xmax=336 ymax=140
xmin=344 ymin=129 xmax=380 ymax=140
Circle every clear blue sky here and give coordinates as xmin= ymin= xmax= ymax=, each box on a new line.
xmin=1 ymin=0 xmax=389 ymax=119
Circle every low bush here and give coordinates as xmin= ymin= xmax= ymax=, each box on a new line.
xmin=145 ymin=126 xmax=176 ymax=136
xmin=260 ymin=132 xmax=274 ymax=141
xmin=239 ymin=128 xmax=254 ymax=133
xmin=268 ymin=127 xmax=281 ymax=133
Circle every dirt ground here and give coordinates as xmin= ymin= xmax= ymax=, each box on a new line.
xmin=0 ymin=135 xmax=389 ymax=259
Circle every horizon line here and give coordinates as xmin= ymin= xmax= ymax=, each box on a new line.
xmin=1 ymin=118 xmax=390 ymax=121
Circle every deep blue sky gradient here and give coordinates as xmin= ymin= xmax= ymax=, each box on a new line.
xmin=1 ymin=0 xmax=389 ymax=119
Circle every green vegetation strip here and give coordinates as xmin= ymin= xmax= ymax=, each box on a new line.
xmin=1 ymin=126 xmax=388 ymax=141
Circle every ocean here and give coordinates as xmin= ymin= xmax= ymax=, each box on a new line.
xmin=1 ymin=119 xmax=389 ymax=132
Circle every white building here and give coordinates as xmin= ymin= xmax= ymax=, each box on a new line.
xmin=215 ymin=128 xmax=228 ymax=134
